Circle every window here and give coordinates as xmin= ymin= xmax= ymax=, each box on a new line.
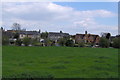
xmin=21 ymin=34 xmax=23 ymax=37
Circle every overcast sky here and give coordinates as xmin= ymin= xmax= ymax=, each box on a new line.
xmin=1 ymin=2 xmax=118 ymax=36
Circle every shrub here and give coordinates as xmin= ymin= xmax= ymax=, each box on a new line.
xmin=65 ymin=40 xmax=74 ymax=47
xmin=99 ymin=37 xmax=110 ymax=48
xmin=13 ymin=33 xmax=19 ymax=39
xmin=15 ymin=39 xmax=22 ymax=46
xmin=44 ymin=39 xmax=52 ymax=46
xmin=41 ymin=32 xmax=48 ymax=39
xmin=74 ymin=44 xmax=78 ymax=47
xmin=51 ymin=41 xmax=55 ymax=46
xmin=58 ymin=38 xmax=66 ymax=46
xmin=2 ymin=36 xmax=9 ymax=45
xmin=112 ymin=38 xmax=120 ymax=48
xmin=31 ymin=38 xmax=42 ymax=46
xmin=78 ymin=42 xmax=85 ymax=47
xmin=23 ymin=37 xmax=31 ymax=46
xmin=33 ymin=42 xmax=42 ymax=46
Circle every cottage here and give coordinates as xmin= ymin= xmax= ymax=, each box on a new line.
xmin=110 ymin=35 xmax=120 ymax=43
xmin=48 ymin=31 xmax=69 ymax=41
xmin=75 ymin=31 xmax=100 ymax=45
xmin=19 ymin=31 xmax=40 ymax=39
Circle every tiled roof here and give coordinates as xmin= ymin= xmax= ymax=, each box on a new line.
xmin=48 ymin=32 xmax=69 ymax=36
xmin=19 ymin=31 xmax=40 ymax=35
xmin=76 ymin=34 xmax=99 ymax=40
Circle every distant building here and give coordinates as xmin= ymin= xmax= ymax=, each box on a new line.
xmin=1 ymin=27 xmax=41 ymax=39
xmin=75 ymin=31 xmax=100 ymax=45
xmin=19 ymin=31 xmax=40 ymax=39
xmin=1 ymin=27 xmax=103 ymax=46
xmin=2 ymin=29 xmax=14 ymax=39
xmin=110 ymin=35 xmax=120 ymax=43
xmin=48 ymin=31 xmax=69 ymax=41
xmin=116 ymin=35 xmax=120 ymax=38
xmin=6 ymin=30 xmax=18 ymax=33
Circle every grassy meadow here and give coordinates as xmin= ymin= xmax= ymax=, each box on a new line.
xmin=2 ymin=46 xmax=119 ymax=78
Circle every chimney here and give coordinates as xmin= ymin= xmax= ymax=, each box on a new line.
xmin=38 ymin=29 xmax=41 ymax=33
xmin=85 ymin=31 xmax=87 ymax=34
xmin=60 ymin=31 xmax=62 ymax=33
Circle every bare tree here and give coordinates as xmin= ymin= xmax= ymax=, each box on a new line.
xmin=101 ymin=32 xmax=107 ymax=37
xmin=12 ymin=23 xmax=21 ymax=31
xmin=101 ymin=32 xmax=111 ymax=39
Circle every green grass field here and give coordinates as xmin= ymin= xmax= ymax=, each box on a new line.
xmin=2 ymin=46 xmax=119 ymax=78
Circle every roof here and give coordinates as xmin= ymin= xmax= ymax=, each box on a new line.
xmin=76 ymin=34 xmax=99 ymax=40
xmin=116 ymin=35 xmax=120 ymax=38
xmin=76 ymin=34 xmax=99 ymax=37
xmin=20 ymin=31 xmax=40 ymax=35
xmin=110 ymin=36 xmax=116 ymax=39
xmin=48 ymin=32 xmax=69 ymax=36
xmin=2 ymin=31 xmax=14 ymax=37
xmin=7 ymin=30 xmax=17 ymax=33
